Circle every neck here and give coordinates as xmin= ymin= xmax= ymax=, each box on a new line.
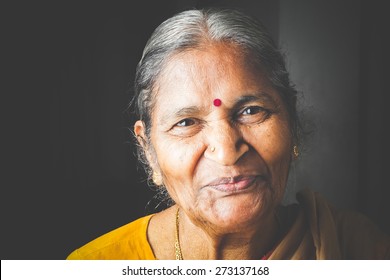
xmin=177 ymin=207 xmax=281 ymax=260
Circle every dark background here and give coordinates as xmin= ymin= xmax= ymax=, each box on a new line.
xmin=2 ymin=0 xmax=389 ymax=259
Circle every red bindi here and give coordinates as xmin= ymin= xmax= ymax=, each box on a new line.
xmin=213 ymin=98 xmax=222 ymax=107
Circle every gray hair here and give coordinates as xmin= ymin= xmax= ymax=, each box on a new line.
xmin=132 ymin=9 xmax=299 ymax=200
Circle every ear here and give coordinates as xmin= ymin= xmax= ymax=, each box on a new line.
xmin=134 ymin=120 xmax=153 ymax=163
xmin=134 ymin=120 xmax=159 ymax=172
xmin=134 ymin=120 xmax=162 ymax=184
xmin=134 ymin=120 xmax=147 ymax=147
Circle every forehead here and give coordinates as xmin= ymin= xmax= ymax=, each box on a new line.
xmin=155 ymin=42 xmax=269 ymax=100
xmin=169 ymin=43 xmax=255 ymax=77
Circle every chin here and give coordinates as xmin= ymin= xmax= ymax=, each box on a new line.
xmin=200 ymin=195 xmax=273 ymax=233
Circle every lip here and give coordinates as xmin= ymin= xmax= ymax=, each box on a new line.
xmin=204 ymin=175 xmax=261 ymax=193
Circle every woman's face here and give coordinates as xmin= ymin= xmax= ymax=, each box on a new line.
xmin=135 ymin=43 xmax=293 ymax=234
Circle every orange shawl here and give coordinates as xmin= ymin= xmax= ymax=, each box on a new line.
xmin=269 ymin=189 xmax=389 ymax=259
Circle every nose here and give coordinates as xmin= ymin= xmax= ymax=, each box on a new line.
xmin=204 ymin=120 xmax=249 ymax=166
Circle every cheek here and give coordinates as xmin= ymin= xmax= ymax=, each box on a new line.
xmin=251 ymin=120 xmax=292 ymax=159
xmin=157 ymin=141 xmax=201 ymax=172
xmin=248 ymin=120 xmax=292 ymax=184
xmin=152 ymin=135 xmax=204 ymax=197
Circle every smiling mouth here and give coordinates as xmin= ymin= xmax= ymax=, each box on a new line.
xmin=205 ymin=175 xmax=263 ymax=193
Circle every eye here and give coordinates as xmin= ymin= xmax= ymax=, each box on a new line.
xmin=235 ymin=105 xmax=272 ymax=124
xmin=176 ymin=118 xmax=196 ymax=127
xmin=242 ymin=106 xmax=263 ymax=115
xmin=169 ymin=118 xmax=203 ymax=137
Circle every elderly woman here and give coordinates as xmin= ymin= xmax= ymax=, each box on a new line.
xmin=67 ymin=9 xmax=389 ymax=260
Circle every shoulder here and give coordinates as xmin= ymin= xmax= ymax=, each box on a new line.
xmin=67 ymin=215 xmax=155 ymax=260
xmin=296 ymin=189 xmax=390 ymax=259
xmin=333 ymin=209 xmax=390 ymax=259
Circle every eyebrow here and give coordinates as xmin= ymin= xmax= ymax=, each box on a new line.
xmin=172 ymin=106 xmax=201 ymax=118
xmin=158 ymin=106 xmax=202 ymax=125
xmin=232 ymin=92 xmax=278 ymax=110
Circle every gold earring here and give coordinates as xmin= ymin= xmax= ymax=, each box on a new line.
xmin=152 ymin=171 xmax=163 ymax=186
xmin=293 ymin=145 xmax=299 ymax=158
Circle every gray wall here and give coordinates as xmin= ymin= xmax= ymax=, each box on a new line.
xmin=278 ymin=0 xmax=390 ymax=235
xmin=279 ymin=0 xmax=360 ymax=209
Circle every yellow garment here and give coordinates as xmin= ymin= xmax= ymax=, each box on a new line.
xmin=67 ymin=189 xmax=390 ymax=260
xmin=67 ymin=214 xmax=155 ymax=260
